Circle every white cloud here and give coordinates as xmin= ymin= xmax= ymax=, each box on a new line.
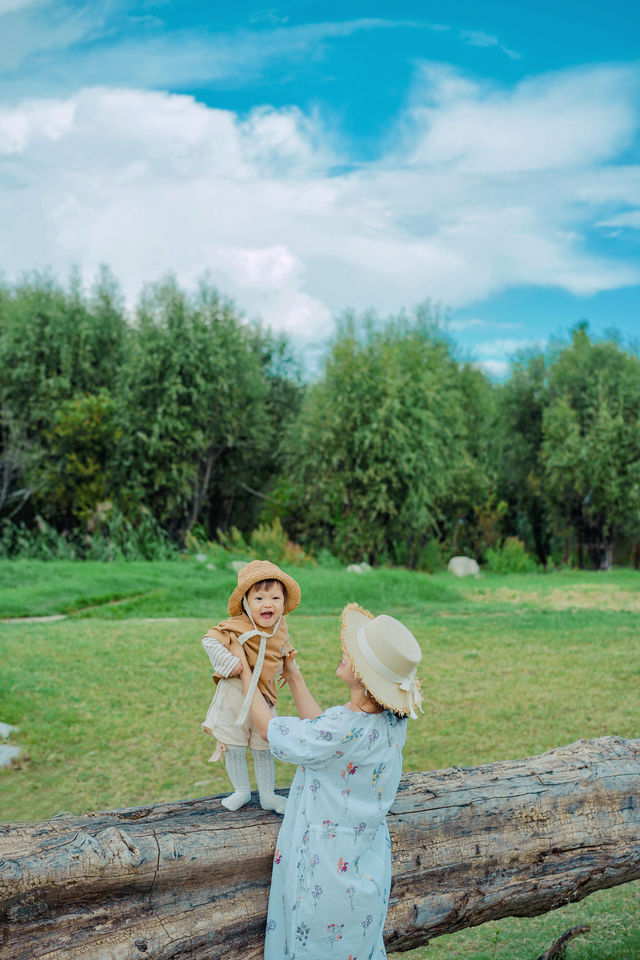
xmin=597 ymin=209 xmax=640 ymax=230
xmin=0 ymin=0 xmax=38 ymax=13
xmin=0 ymin=62 xmax=639 ymax=342
xmin=447 ymin=317 xmax=522 ymax=332
xmin=475 ymin=338 xmax=547 ymax=357
xmin=0 ymin=16 xmax=428 ymax=100
xmin=402 ymin=62 xmax=638 ymax=173
xmin=0 ymin=0 xmax=106 ymax=76
xmin=475 ymin=358 xmax=511 ymax=379
xmin=472 ymin=338 xmax=548 ymax=380
xmin=459 ymin=29 xmax=521 ymax=61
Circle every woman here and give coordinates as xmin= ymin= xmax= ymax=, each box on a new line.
xmin=237 ymin=601 xmax=422 ymax=959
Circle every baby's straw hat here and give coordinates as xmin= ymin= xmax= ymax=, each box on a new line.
xmin=228 ymin=559 xmax=301 ymax=617
xmin=341 ymin=603 xmax=423 ymax=718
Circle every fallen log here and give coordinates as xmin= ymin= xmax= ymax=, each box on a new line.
xmin=1 ymin=736 xmax=639 ymax=960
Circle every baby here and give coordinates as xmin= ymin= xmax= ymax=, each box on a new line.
xmin=201 ymin=559 xmax=300 ymax=813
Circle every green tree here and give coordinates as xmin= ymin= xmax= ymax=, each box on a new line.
xmin=0 ymin=269 xmax=127 ymax=523
xmin=541 ymin=326 xmax=640 ymax=568
xmin=115 ymin=278 xmax=298 ymax=541
xmin=494 ymin=351 xmax=553 ymax=565
xmin=38 ymin=390 xmax=120 ymax=530
xmin=277 ymin=309 xmax=491 ymax=566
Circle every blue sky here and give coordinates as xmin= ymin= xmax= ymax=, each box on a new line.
xmin=0 ymin=0 xmax=638 ymax=376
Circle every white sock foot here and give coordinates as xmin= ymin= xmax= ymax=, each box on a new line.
xmin=221 ymin=746 xmax=251 ymax=811
xmin=221 ymin=790 xmax=251 ymax=811
xmin=260 ymin=792 xmax=287 ymax=814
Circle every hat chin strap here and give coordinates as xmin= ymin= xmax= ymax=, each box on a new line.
xmin=356 ymin=627 xmax=423 ymax=719
xmin=233 ymin=598 xmax=283 ymax=726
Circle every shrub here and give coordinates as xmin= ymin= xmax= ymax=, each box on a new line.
xmin=0 ymin=509 xmax=176 ymax=562
xmin=484 ymin=537 xmax=539 ymax=574
xmin=0 ymin=517 xmax=76 ymax=560
xmin=185 ymin=519 xmax=314 ymax=568
xmin=249 ymin=518 xmax=315 ymax=567
xmin=84 ymin=507 xmax=177 ymax=561
xmin=314 ymin=548 xmax=342 ymax=569
xmin=416 ymin=538 xmax=444 ymax=573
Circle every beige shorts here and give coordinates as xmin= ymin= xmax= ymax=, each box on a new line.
xmin=202 ymin=677 xmax=274 ymax=751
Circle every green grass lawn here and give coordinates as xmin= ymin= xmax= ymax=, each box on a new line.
xmin=1 ymin=560 xmax=639 ymax=959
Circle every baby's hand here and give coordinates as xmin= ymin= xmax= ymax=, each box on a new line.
xmin=228 ymin=660 xmax=242 ymax=677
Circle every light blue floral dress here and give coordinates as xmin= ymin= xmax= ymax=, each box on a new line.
xmin=265 ymin=705 xmax=407 ymax=960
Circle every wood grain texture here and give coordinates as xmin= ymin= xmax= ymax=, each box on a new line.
xmin=1 ymin=736 xmax=639 ymax=959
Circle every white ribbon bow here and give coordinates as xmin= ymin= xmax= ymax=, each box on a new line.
xmin=233 ymin=598 xmax=282 ymax=726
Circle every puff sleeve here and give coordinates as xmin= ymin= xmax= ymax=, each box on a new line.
xmin=267 ymin=706 xmax=353 ymax=767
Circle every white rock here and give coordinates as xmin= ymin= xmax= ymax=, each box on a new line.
xmin=447 ymin=556 xmax=480 ymax=578
xmin=0 ymin=745 xmax=21 ymax=767
xmin=194 ymin=553 xmax=207 ymax=562
xmin=0 ymin=722 xmax=18 ymax=740
xmin=229 ymin=560 xmax=251 ymax=573
xmin=346 ymin=564 xmax=363 ymax=573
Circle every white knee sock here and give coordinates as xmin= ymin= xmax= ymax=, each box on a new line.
xmin=221 ymin=746 xmax=251 ymax=811
xmin=251 ymin=748 xmax=286 ymax=814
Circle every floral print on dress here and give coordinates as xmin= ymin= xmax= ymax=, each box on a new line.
xmin=341 ymin=761 xmax=358 ymax=810
xmin=371 ymin=763 xmax=386 ymax=786
xmin=322 ymin=819 xmax=338 ymax=840
xmin=296 ymin=921 xmax=310 ymax=946
xmin=365 ymin=873 xmax=381 ymax=896
xmin=337 ymin=857 xmax=348 ymax=873
xmin=372 ymin=763 xmax=386 ymax=810
xmin=342 ymin=727 xmax=364 ymax=743
xmin=327 ymin=922 xmax=344 ymax=948
xmin=361 ymin=914 xmax=373 ymax=937
xmin=310 ymin=778 xmax=321 ymax=797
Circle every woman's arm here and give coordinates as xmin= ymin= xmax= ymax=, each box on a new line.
xmin=280 ymin=654 xmax=323 ymax=720
xmin=238 ymin=655 xmax=272 ymax=740
xmin=237 ymin=650 xmax=323 ymax=741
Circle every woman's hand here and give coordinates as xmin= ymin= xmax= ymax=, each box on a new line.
xmin=278 ymin=648 xmax=299 ymax=688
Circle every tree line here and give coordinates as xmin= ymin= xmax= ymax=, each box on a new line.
xmin=1 ymin=270 xmax=639 ymax=569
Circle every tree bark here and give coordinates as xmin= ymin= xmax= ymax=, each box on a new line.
xmin=1 ymin=736 xmax=639 ymax=960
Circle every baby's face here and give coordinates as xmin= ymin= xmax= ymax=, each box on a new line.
xmin=246 ymin=582 xmax=285 ymax=628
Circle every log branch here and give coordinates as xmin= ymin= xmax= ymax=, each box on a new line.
xmin=535 ymin=924 xmax=591 ymax=960
xmin=1 ymin=736 xmax=639 ymax=960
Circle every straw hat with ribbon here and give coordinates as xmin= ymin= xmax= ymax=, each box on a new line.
xmin=229 ymin=560 xmax=301 ymax=726
xmin=340 ymin=603 xmax=423 ymax=718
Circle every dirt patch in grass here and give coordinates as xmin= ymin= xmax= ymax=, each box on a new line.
xmin=474 ymin=586 xmax=640 ymax=612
